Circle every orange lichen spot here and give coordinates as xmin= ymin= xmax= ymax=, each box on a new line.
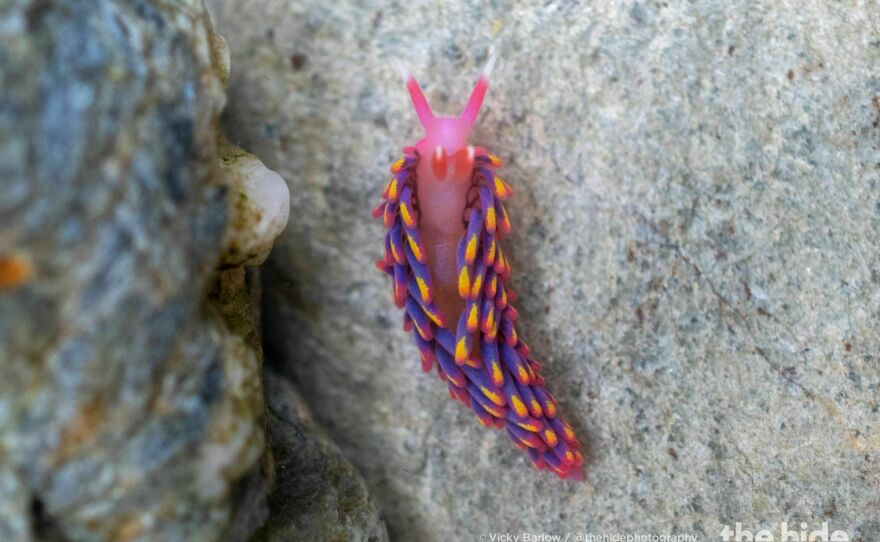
xmin=0 ymin=255 xmax=32 ymax=292
xmin=112 ymin=516 xmax=146 ymax=542
xmin=53 ymin=397 xmax=106 ymax=463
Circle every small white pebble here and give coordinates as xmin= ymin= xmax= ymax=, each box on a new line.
xmin=218 ymin=144 xmax=290 ymax=267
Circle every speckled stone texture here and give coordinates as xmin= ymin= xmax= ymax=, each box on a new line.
xmin=208 ymin=1 xmax=880 ymax=540
xmin=0 ymin=1 xmax=266 ymax=540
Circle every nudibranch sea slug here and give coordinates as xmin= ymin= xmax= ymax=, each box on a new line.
xmin=372 ymin=54 xmax=583 ymax=479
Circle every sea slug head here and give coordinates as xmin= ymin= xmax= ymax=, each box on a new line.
xmin=397 ymin=52 xmax=497 ymax=179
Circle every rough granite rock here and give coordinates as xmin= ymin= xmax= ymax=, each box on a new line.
xmin=0 ymin=1 xmax=274 ymax=540
xmin=254 ymin=368 xmax=389 ymax=542
xmin=209 ymin=1 xmax=880 ymax=540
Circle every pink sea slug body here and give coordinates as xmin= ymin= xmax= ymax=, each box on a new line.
xmin=372 ymin=55 xmax=583 ymax=479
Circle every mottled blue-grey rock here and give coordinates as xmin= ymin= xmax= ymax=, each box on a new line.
xmin=0 ymin=1 xmax=265 ymax=540
xmin=208 ymin=0 xmax=880 ymax=540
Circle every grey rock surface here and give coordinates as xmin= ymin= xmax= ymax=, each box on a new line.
xmin=255 ymin=368 xmax=388 ymax=542
xmin=0 ymin=1 xmax=266 ymax=540
xmin=208 ymin=1 xmax=880 ymax=540
xmin=209 ymin=267 xmax=270 ymax=542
